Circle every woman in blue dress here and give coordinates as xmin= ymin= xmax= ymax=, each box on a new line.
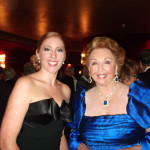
xmin=68 ymin=36 xmax=150 ymax=150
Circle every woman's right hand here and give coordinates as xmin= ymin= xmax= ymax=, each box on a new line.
xmin=78 ymin=143 xmax=91 ymax=150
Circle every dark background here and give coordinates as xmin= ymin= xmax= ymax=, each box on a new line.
xmin=0 ymin=0 xmax=150 ymax=73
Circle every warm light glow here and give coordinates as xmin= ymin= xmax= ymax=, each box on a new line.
xmin=67 ymin=64 xmax=72 ymax=67
xmin=1 ymin=64 xmax=5 ymax=68
xmin=35 ymin=1 xmax=49 ymax=37
xmin=79 ymin=70 xmax=82 ymax=74
xmin=81 ymin=52 xmax=85 ymax=57
xmin=81 ymin=58 xmax=84 ymax=65
xmin=0 ymin=54 xmax=6 ymax=68
xmin=0 ymin=3 xmax=8 ymax=29
xmin=0 ymin=54 xmax=6 ymax=60
xmin=78 ymin=0 xmax=90 ymax=34
xmin=81 ymin=52 xmax=85 ymax=65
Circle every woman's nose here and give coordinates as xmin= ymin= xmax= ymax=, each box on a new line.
xmin=98 ymin=63 xmax=103 ymax=71
xmin=51 ymin=51 xmax=56 ymax=58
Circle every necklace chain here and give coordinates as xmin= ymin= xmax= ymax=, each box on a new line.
xmin=96 ymin=83 xmax=119 ymax=107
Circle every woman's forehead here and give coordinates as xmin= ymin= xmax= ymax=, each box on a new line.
xmin=89 ymin=48 xmax=115 ymax=59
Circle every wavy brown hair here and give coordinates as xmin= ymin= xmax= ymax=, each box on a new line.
xmin=120 ymin=59 xmax=140 ymax=82
xmin=85 ymin=36 xmax=126 ymax=74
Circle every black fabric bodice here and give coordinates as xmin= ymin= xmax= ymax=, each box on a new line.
xmin=17 ymin=98 xmax=72 ymax=150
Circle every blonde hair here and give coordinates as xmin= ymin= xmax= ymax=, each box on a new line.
xmin=85 ymin=36 xmax=126 ymax=73
xmin=30 ymin=32 xmax=65 ymax=71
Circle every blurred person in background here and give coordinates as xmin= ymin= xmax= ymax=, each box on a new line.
xmin=23 ymin=62 xmax=36 ymax=75
xmin=61 ymin=66 xmax=76 ymax=99
xmin=137 ymin=49 xmax=150 ymax=87
xmin=76 ymin=66 xmax=91 ymax=91
xmin=2 ymin=66 xmax=16 ymax=87
xmin=0 ymin=67 xmax=17 ymax=127
xmin=68 ymin=36 xmax=150 ymax=150
xmin=120 ymin=59 xmax=140 ymax=86
xmin=0 ymin=67 xmax=3 ymax=83
xmin=1 ymin=32 xmax=72 ymax=150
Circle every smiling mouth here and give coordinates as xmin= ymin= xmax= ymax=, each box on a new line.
xmin=97 ymin=74 xmax=106 ymax=78
xmin=48 ymin=61 xmax=58 ymax=66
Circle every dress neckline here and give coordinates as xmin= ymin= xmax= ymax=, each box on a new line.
xmin=29 ymin=98 xmax=66 ymax=108
xmin=84 ymin=113 xmax=128 ymax=118
xmin=81 ymin=89 xmax=128 ymax=118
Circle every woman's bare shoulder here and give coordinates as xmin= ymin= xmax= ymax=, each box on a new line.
xmin=57 ymin=80 xmax=71 ymax=102
xmin=118 ymin=82 xmax=129 ymax=93
xmin=85 ymin=86 xmax=96 ymax=96
xmin=85 ymin=87 xmax=96 ymax=103
xmin=15 ymin=75 xmax=34 ymax=87
xmin=116 ymin=82 xmax=129 ymax=105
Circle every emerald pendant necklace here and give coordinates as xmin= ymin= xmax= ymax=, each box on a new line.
xmin=96 ymin=83 xmax=119 ymax=107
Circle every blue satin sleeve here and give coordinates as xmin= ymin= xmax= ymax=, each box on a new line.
xmin=127 ymin=81 xmax=150 ymax=149
xmin=67 ymin=87 xmax=86 ymax=150
xmin=140 ymin=132 xmax=150 ymax=150
xmin=68 ymin=130 xmax=82 ymax=150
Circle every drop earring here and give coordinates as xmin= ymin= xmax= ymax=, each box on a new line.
xmin=114 ymin=71 xmax=119 ymax=82
xmin=38 ymin=59 xmax=40 ymax=64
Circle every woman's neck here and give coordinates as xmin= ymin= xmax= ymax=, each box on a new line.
xmin=34 ymin=70 xmax=58 ymax=87
xmin=96 ymin=81 xmax=118 ymax=95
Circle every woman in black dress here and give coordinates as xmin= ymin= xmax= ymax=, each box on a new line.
xmin=1 ymin=32 xmax=72 ymax=150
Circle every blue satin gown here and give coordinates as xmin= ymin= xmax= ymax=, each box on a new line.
xmin=68 ymin=81 xmax=150 ymax=150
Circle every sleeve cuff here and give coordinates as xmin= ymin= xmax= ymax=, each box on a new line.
xmin=68 ymin=130 xmax=82 ymax=150
xmin=140 ymin=132 xmax=150 ymax=150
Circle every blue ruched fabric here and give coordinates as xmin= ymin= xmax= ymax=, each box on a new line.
xmin=127 ymin=81 xmax=150 ymax=129
xmin=79 ymin=115 xmax=144 ymax=150
xmin=140 ymin=132 xmax=150 ymax=149
xmin=68 ymin=81 xmax=150 ymax=150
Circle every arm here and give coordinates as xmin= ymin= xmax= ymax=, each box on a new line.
xmin=126 ymin=81 xmax=150 ymax=150
xmin=119 ymin=128 xmax=150 ymax=150
xmin=117 ymin=128 xmax=150 ymax=150
xmin=67 ymin=87 xmax=89 ymax=150
xmin=0 ymin=130 xmax=1 ymax=150
xmin=78 ymin=143 xmax=91 ymax=150
xmin=69 ymin=128 xmax=90 ymax=150
xmin=0 ymin=77 xmax=31 ymax=150
xmin=117 ymin=145 xmax=141 ymax=150
xmin=60 ymin=129 xmax=69 ymax=150
xmin=140 ymin=128 xmax=150 ymax=150
xmin=61 ymin=83 xmax=71 ymax=104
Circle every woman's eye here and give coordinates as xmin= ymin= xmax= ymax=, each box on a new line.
xmin=57 ymin=48 xmax=63 ymax=52
xmin=104 ymin=60 xmax=111 ymax=64
xmin=91 ymin=61 xmax=97 ymax=65
xmin=44 ymin=47 xmax=50 ymax=51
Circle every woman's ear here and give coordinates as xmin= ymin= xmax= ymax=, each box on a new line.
xmin=115 ymin=65 xmax=118 ymax=73
xmin=36 ymin=49 xmax=40 ymax=59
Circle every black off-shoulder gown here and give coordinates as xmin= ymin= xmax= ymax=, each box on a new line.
xmin=17 ymin=98 xmax=72 ymax=150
